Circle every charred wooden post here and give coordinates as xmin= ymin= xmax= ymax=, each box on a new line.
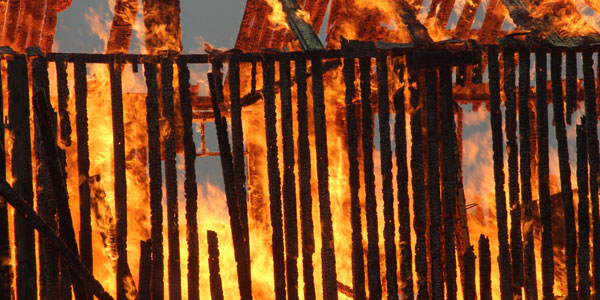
xmin=479 ymin=235 xmax=492 ymax=300
xmin=110 ymin=55 xmax=133 ymax=300
xmin=74 ymin=57 xmax=93 ymax=282
xmin=462 ymin=246 xmax=476 ymax=300
xmin=311 ymin=55 xmax=338 ymax=300
xmin=0 ymin=178 xmax=114 ymax=300
xmin=9 ymin=54 xmax=37 ymax=300
xmin=502 ymin=48 xmax=525 ymax=298
xmin=262 ymin=55 xmax=286 ymax=300
xmin=410 ymin=71 xmax=428 ymax=300
xmin=0 ymin=56 xmax=10 ymax=300
xmin=439 ymin=66 xmax=457 ymax=300
xmin=342 ymin=55 xmax=366 ymax=300
xmin=107 ymin=0 xmax=139 ymax=54
xmin=177 ymin=57 xmax=200 ymax=300
xmin=137 ymin=240 xmax=152 ymax=300
xmin=294 ymin=53 xmax=316 ymax=300
xmin=208 ymin=67 xmax=252 ymax=300
xmin=55 ymin=56 xmax=72 ymax=146
xmin=393 ymin=62 xmax=414 ymax=300
xmin=425 ymin=68 xmax=443 ymax=300
xmin=143 ymin=63 xmax=164 ymax=300
xmin=487 ymin=45 xmax=513 ymax=300
xmin=582 ymin=49 xmax=600 ymax=296
xmin=376 ymin=53 xmax=399 ymax=300
xmin=159 ymin=56 xmax=182 ymax=300
xmin=31 ymin=53 xmax=90 ymax=300
xmin=518 ymin=47 xmax=542 ymax=299
xmin=34 ymin=53 xmax=59 ymax=300
xmin=554 ymin=49 xmax=577 ymax=299
xmin=359 ymin=56 xmax=382 ymax=300
xmin=228 ymin=59 xmax=251 ymax=282
xmin=576 ymin=120 xmax=590 ymax=299
xmin=279 ymin=53 xmax=299 ymax=300
xmin=547 ymin=49 xmax=574 ymax=299
xmin=565 ymin=50 xmax=577 ymax=125
xmin=207 ymin=230 xmax=224 ymax=300
xmin=536 ymin=47 xmax=554 ymax=300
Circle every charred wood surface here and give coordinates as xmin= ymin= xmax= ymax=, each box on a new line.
xmin=294 ymin=54 xmax=316 ymax=300
xmin=425 ymin=68 xmax=443 ymax=300
xmin=9 ymin=54 xmax=37 ymax=300
xmin=262 ymin=55 xmax=286 ymax=300
xmin=342 ymin=55 xmax=366 ymax=300
xmin=463 ymin=246 xmax=476 ymax=300
xmin=488 ymin=46 xmax=513 ymax=300
xmin=439 ymin=66 xmax=458 ymax=300
xmin=207 ymin=230 xmax=224 ymax=300
xmin=279 ymin=54 xmax=300 ymax=300
xmin=360 ymin=56 xmax=382 ymax=300
xmin=74 ymin=58 xmax=93 ymax=281
xmin=503 ymin=48 xmax=526 ymax=298
xmin=376 ymin=53 xmax=399 ymax=300
xmin=583 ymin=49 xmax=600 ymax=298
xmin=479 ymin=235 xmax=492 ymax=300
xmin=177 ymin=57 xmax=200 ymax=300
xmin=55 ymin=56 xmax=72 ymax=146
xmin=519 ymin=47 xmax=541 ymax=300
xmin=311 ymin=55 xmax=338 ymax=300
xmin=576 ymin=120 xmax=590 ymax=299
xmin=536 ymin=48 xmax=553 ymax=300
xmin=208 ymin=66 xmax=253 ymax=300
xmin=137 ymin=240 xmax=152 ymax=300
xmin=110 ymin=56 xmax=134 ymax=300
xmin=565 ymin=50 xmax=577 ymax=125
xmin=410 ymin=71 xmax=428 ymax=300
xmin=143 ymin=63 xmax=164 ymax=300
xmin=393 ymin=62 xmax=414 ymax=300
xmin=107 ymin=0 xmax=139 ymax=54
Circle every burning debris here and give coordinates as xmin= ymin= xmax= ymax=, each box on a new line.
xmin=0 ymin=0 xmax=598 ymax=300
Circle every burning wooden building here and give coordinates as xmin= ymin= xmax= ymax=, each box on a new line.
xmin=0 ymin=0 xmax=598 ymax=299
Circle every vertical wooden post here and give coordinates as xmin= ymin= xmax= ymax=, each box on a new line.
xmin=279 ymin=53 xmax=299 ymax=300
xmin=479 ymin=235 xmax=491 ymax=300
xmin=159 ymin=56 xmax=181 ymax=300
xmin=487 ymin=45 xmax=513 ymax=300
xmin=294 ymin=53 xmax=316 ymax=300
xmin=55 ymin=56 xmax=72 ymax=146
xmin=9 ymin=54 xmax=37 ymax=300
xmin=311 ymin=55 xmax=338 ymax=300
xmin=359 ymin=56 xmax=381 ymax=300
xmin=137 ymin=239 xmax=152 ymax=300
xmin=393 ymin=61 xmax=414 ymax=300
xmin=576 ymin=120 xmax=590 ymax=299
xmin=425 ymin=68 xmax=443 ymax=300
xmin=74 ymin=58 xmax=93 ymax=285
xmin=110 ymin=55 xmax=130 ymax=300
xmin=503 ymin=48 xmax=526 ymax=299
xmin=342 ymin=54 xmax=366 ymax=300
xmin=207 ymin=231 xmax=224 ymax=300
xmin=439 ymin=66 xmax=457 ymax=300
xmin=262 ymin=55 xmax=286 ymax=300
xmin=142 ymin=63 xmax=164 ymax=300
xmin=410 ymin=71 xmax=428 ymax=300
xmin=582 ymin=49 xmax=600 ymax=296
xmin=177 ymin=56 xmax=200 ymax=300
